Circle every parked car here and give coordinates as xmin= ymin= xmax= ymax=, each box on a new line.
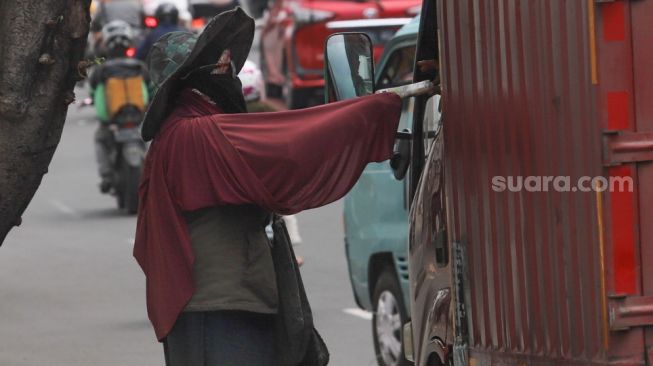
xmin=325 ymin=0 xmax=653 ymax=365
xmin=259 ymin=0 xmax=420 ymax=109
xmin=342 ymin=16 xmax=419 ymax=366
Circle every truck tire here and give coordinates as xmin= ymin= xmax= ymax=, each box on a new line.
xmin=372 ymin=269 xmax=411 ymax=366
xmin=427 ymin=354 xmax=445 ymax=366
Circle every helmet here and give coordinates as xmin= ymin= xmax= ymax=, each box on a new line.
xmin=155 ymin=3 xmax=179 ymax=25
xmin=101 ymin=20 xmax=133 ymax=58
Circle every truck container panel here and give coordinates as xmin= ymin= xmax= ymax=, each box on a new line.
xmin=435 ymin=0 xmax=653 ymax=364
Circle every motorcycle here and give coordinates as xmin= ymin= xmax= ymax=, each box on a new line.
xmin=81 ymin=94 xmax=146 ymax=214
xmin=105 ymin=105 xmax=146 ymax=214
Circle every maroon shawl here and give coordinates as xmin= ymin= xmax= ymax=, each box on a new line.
xmin=134 ymin=89 xmax=401 ymax=339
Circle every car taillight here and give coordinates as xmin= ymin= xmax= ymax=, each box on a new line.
xmin=290 ymin=4 xmax=334 ymax=26
xmin=144 ymin=16 xmax=158 ymax=28
xmin=406 ymin=5 xmax=421 ymax=16
xmin=191 ymin=17 xmax=206 ymax=29
xmin=125 ymin=47 xmax=136 ymax=58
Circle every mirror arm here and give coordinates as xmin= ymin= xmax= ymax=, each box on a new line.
xmin=375 ymin=80 xmax=435 ymax=99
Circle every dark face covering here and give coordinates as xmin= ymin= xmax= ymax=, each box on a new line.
xmin=183 ymin=67 xmax=247 ymax=114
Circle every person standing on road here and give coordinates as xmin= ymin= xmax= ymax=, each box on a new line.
xmin=133 ymin=8 xmax=402 ymax=365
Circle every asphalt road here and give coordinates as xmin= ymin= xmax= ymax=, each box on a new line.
xmin=0 ymin=91 xmax=379 ymax=366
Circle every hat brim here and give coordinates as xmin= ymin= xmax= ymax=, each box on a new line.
xmin=141 ymin=8 xmax=255 ymax=141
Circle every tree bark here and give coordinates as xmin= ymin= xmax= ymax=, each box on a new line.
xmin=0 ymin=1 xmax=91 ymax=244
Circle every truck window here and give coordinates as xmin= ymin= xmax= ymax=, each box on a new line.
xmin=377 ymin=45 xmax=417 ymax=89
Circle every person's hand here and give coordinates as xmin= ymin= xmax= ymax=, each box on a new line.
xmin=417 ymin=59 xmax=441 ymax=96
xmin=417 ymin=59 xmax=438 ymax=73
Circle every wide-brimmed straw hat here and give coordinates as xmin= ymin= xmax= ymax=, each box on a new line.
xmin=140 ymin=7 xmax=254 ymax=141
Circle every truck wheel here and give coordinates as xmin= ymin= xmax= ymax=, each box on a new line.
xmin=372 ymin=269 xmax=411 ymax=366
xmin=427 ymin=354 xmax=444 ymax=366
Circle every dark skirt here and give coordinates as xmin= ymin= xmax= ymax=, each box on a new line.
xmin=163 ymin=311 xmax=276 ymax=366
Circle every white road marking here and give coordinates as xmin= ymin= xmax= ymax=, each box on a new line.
xmin=49 ymin=199 xmax=79 ymax=217
xmin=343 ymin=308 xmax=373 ymax=320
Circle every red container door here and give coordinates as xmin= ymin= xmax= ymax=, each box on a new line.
xmin=631 ymin=1 xmax=653 ymax=361
xmin=598 ymin=0 xmax=653 ymax=362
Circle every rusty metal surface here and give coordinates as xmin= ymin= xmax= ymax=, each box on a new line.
xmin=436 ymin=0 xmax=650 ymax=363
xmin=628 ymin=0 xmax=653 ymax=362
xmin=609 ymin=295 xmax=653 ymax=330
xmin=602 ymin=131 xmax=653 ymax=165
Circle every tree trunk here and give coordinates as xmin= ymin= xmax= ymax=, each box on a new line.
xmin=0 ymin=0 xmax=91 ymax=244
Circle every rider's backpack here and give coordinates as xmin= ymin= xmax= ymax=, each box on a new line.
xmin=94 ymin=75 xmax=148 ymax=123
xmin=105 ymin=75 xmax=147 ymax=119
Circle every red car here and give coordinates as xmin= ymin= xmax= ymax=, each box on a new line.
xmin=260 ymin=0 xmax=420 ymax=109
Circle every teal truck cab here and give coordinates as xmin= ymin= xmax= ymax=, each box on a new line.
xmin=342 ymin=16 xmax=419 ymax=366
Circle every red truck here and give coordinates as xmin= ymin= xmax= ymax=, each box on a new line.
xmin=324 ymin=0 xmax=653 ymax=365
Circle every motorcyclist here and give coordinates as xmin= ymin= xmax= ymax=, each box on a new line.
xmin=136 ymin=3 xmax=186 ymax=61
xmin=89 ymin=20 xmax=149 ymax=193
xmin=90 ymin=0 xmax=143 ymax=58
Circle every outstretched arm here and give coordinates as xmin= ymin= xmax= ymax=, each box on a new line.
xmin=166 ymin=92 xmax=402 ymax=214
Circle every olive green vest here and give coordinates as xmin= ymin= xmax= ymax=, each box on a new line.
xmin=183 ymin=205 xmax=278 ymax=313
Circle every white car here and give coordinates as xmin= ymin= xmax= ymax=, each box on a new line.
xmin=239 ymin=60 xmax=264 ymax=102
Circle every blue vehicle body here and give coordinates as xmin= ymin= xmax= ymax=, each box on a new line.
xmin=343 ymin=17 xmax=419 ymax=313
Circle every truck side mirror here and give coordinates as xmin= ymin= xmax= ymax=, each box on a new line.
xmin=324 ymin=33 xmax=375 ymax=102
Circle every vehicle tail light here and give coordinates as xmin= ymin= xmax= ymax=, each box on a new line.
xmin=406 ymin=5 xmax=421 ymax=16
xmin=191 ymin=17 xmax=205 ymax=29
xmin=122 ymin=121 xmax=137 ymax=129
xmin=125 ymin=47 xmax=136 ymax=58
xmin=290 ymin=4 xmax=335 ymax=26
xmin=144 ymin=16 xmax=158 ymax=28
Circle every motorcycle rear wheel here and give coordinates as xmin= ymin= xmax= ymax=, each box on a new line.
xmin=118 ymin=163 xmax=140 ymax=214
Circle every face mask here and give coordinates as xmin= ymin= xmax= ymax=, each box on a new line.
xmin=183 ymin=68 xmax=247 ymax=114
